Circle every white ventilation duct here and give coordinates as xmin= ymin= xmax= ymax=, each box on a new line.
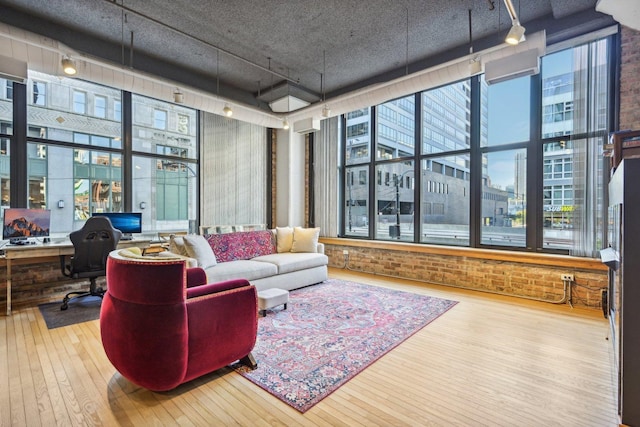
xmin=289 ymin=30 xmax=546 ymax=122
xmin=484 ymin=48 xmax=540 ymax=85
xmin=0 ymin=54 xmax=27 ymax=83
xmin=293 ymin=118 xmax=320 ymax=134
xmin=0 ymin=22 xmax=283 ymax=128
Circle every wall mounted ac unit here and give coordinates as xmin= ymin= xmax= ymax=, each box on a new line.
xmin=0 ymin=55 xmax=28 ymax=83
xmin=293 ymin=117 xmax=320 ymax=134
xmin=484 ymin=48 xmax=540 ymax=85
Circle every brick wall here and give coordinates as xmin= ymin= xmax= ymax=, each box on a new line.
xmin=0 ymin=260 xmax=101 ymax=311
xmin=620 ymin=25 xmax=640 ymax=129
xmin=323 ymin=243 xmax=607 ymax=309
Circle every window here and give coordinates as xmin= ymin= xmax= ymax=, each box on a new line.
xmin=5 ymin=80 xmax=13 ymax=100
xmin=73 ymin=91 xmax=86 ymax=114
xmin=133 ymin=94 xmax=197 ymax=228
xmin=13 ymin=70 xmax=198 ymax=237
xmin=154 ymin=109 xmax=167 ymax=129
xmin=95 ymin=96 xmax=107 ymax=118
xmin=114 ymin=100 xmax=122 ymax=122
xmin=340 ymin=33 xmax=613 ymax=256
xmin=32 ymin=81 xmax=46 ymax=106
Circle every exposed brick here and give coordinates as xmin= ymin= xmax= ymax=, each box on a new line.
xmin=326 ymin=244 xmax=607 ymax=309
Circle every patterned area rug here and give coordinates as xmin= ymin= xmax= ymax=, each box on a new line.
xmin=234 ymin=279 xmax=457 ymax=413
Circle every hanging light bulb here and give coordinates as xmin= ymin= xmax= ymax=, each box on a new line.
xmin=283 ymin=119 xmax=289 ymax=130
xmin=321 ymin=105 xmax=331 ymax=118
xmin=223 ymin=104 xmax=233 ymax=117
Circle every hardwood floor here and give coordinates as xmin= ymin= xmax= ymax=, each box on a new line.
xmin=1 ymin=268 xmax=618 ymax=426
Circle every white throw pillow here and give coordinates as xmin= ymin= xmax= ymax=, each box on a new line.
xmin=183 ymin=235 xmax=218 ymax=269
xmin=276 ymin=226 xmax=294 ymax=253
xmin=291 ymin=227 xmax=320 ymax=253
xmin=169 ymin=235 xmax=190 ymax=257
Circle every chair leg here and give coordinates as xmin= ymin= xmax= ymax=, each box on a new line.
xmin=61 ymin=277 xmax=105 ymax=310
xmin=239 ymin=352 xmax=258 ymax=370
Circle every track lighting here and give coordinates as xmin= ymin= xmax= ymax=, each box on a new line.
xmin=61 ymin=58 xmax=77 ymax=76
xmin=283 ymin=119 xmax=289 ymax=130
xmin=503 ymin=0 xmax=525 ymax=45
xmin=173 ymin=88 xmax=184 ymax=104
xmin=223 ymin=104 xmax=233 ymax=117
xmin=505 ymin=22 xmax=526 ymax=45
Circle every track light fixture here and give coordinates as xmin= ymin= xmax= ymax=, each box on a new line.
xmin=61 ymin=57 xmax=77 ymax=76
xmin=223 ymin=104 xmax=233 ymax=117
xmin=505 ymin=22 xmax=526 ymax=45
xmin=282 ymin=119 xmax=289 ymax=130
xmin=503 ymin=0 xmax=525 ymax=45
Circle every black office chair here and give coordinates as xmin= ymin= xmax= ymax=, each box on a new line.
xmin=59 ymin=216 xmax=122 ymax=310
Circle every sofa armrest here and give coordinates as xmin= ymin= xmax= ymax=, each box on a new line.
xmin=186 ymin=278 xmax=253 ymax=299
xmin=186 ymin=267 xmax=207 ymax=288
xmin=316 ymin=242 xmax=325 ymax=254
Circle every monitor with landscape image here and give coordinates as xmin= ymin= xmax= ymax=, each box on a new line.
xmin=2 ymin=208 xmax=51 ymax=244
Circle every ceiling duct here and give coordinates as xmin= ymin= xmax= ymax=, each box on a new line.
xmin=0 ymin=54 xmax=27 ymax=83
xmin=293 ymin=117 xmax=320 ymax=134
xmin=484 ymin=48 xmax=540 ymax=85
xmin=258 ymin=81 xmax=320 ymax=113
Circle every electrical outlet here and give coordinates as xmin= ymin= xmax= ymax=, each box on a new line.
xmin=342 ymin=250 xmax=349 ymax=255
xmin=561 ymin=273 xmax=574 ymax=281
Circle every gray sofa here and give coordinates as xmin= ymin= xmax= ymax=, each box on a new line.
xmin=168 ymin=228 xmax=328 ymax=292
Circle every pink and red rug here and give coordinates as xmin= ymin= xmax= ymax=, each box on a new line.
xmin=234 ymin=279 xmax=457 ymax=413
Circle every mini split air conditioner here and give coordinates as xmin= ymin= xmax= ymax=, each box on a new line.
xmin=293 ymin=118 xmax=320 ymax=134
xmin=0 ymin=55 xmax=27 ymax=83
xmin=484 ymin=48 xmax=540 ymax=85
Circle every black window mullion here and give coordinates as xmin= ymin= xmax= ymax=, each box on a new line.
xmin=368 ymin=107 xmax=377 ymax=239
xmin=10 ymin=81 xmax=27 ymax=208
xmin=413 ymin=92 xmax=421 ymax=243
xmin=469 ymin=76 xmax=482 ymax=247
xmin=122 ymin=91 xmax=132 ymax=212
xmin=528 ymin=74 xmax=543 ymax=251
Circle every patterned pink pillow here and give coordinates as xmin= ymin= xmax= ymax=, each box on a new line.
xmin=204 ymin=230 xmax=275 ymax=263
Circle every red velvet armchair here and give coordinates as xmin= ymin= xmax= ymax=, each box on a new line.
xmin=100 ymin=251 xmax=258 ymax=392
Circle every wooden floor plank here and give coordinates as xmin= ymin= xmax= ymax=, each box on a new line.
xmin=0 ymin=268 xmax=619 ymax=426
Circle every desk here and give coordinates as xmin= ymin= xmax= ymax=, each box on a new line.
xmin=3 ymin=239 xmax=150 ymax=315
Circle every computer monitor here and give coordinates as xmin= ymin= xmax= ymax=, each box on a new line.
xmin=91 ymin=212 xmax=142 ymax=240
xmin=3 ymin=208 xmax=51 ymax=243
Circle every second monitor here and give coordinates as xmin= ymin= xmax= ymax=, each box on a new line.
xmin=92 ymin=212 xmax=142 ymax=240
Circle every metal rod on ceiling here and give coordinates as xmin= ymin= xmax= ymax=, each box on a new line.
xmin=503 ymin=0 xmax=519 ymax=22
xmin=105 ymin=0 xmax=302 ymax=86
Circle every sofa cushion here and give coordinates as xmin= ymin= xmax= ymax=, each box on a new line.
xmin=169 ymin=236 xmax=190 ymax=257
xmin=204 ymin=230 xmax=275 ymax=262
xmin=183 ymin=235 xmax=218 ymax=269
xmin=291 ymin=227 xmax=320 ymax=253
xmin=204 ymin=259 xmax=277 ymax=283
xmin=253 ymin=252 xmax=328 ymax=275
xmin=276 ymin=226 xmax=294 ymax=253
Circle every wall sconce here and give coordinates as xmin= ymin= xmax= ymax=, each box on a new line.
xmin=139 ymin=202 xmax=147 ymax=210
xmin=57 ymin=200 xmax=65 ymax=209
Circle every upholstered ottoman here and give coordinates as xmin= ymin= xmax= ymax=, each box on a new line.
xmin=257 ymin=288 xmax=289 ymax=317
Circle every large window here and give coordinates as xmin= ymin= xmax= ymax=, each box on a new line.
xmin=340 ymin=34 xmax=613 ymax=255
xmin=0 ymin=71 xmax=200 ymax=237
xmin=132 ymin=94 xmax=198 ymax=233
